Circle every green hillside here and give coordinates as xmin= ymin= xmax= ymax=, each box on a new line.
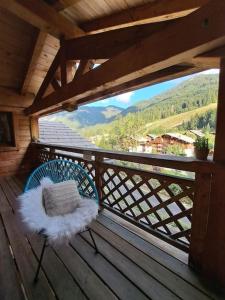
xmin=81 ymin=74 xmax=219 ymax=151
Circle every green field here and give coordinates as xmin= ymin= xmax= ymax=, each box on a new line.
xmin=140 ymin=103 xmax=217 ymax=135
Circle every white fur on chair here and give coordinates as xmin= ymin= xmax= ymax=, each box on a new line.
xmin=18 ymin=178 xmax=98 ymax=243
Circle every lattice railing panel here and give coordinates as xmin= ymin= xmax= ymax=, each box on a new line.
xmin=39 ymin=149 xmax=95 ymax=180
xmin=100 ymin=163 xmax=194 ymax=250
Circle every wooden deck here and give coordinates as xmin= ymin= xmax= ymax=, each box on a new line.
xmin=0 ymin=176 xmax=223 ymax=300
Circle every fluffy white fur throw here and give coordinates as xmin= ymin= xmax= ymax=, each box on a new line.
xmin=18 ymin=178 xmax=98 ymax=243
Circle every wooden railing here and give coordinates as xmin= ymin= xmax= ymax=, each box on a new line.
xmin=35 ymin=142 xmax=215 ymax=252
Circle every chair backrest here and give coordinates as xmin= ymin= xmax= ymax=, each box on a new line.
xmin=24 ymin=159 xmax=98 ymax=203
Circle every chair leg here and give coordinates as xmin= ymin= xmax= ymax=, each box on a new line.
xmin=33 ymin=237 xmax=47 ymax=283
xmin=88 ymin=228 xmax=99 ymax=254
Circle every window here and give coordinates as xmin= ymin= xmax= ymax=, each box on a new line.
xmin=0 ymin=112 xmax=16 ymax=147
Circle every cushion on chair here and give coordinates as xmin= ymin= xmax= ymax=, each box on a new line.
xmin=43 ymin=180 xmax=81 ymax=217
xmin=18 ymin=177 xmax=98 ymax=243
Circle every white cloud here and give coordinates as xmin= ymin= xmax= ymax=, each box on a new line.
xmin=199 ymin=69 xmax=220 ymax=75
xmin=115 ymin=91 xmax=134 ymax=104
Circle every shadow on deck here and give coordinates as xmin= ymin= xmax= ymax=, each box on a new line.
xmin=0 ymin=176 xmax=223 ymax=300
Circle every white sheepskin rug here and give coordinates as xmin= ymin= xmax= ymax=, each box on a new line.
xmin=18 ymin=178 xmax=98 ymax=243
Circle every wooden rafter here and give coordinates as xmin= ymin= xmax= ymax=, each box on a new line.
xmin=0 ymin=0 xmax=84 ymax=38
xmin=65 ymin=22 xmax=171 ymax=60
xmin=74 ymin=60 xmax=94 ymax=79
xmin=51 ymin=0 xmax=82 ymax=11
xmin=26 ymin=0 xmax=225 ymax=116
xmin=21 ymin=30 xmax=48 ymax=95
xmin=81 ymin=0 xmax=210 ymax=33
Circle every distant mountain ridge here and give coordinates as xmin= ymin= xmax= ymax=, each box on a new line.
xmin=45 ymin=105 xmax=124 ymax=128
xmin=44 ymin=74 xmax=219 ymax=132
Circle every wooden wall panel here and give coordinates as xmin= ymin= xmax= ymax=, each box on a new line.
xmin=0 ymin=88 xmax=36 ymax=178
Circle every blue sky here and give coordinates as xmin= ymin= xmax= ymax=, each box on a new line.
xmin=87 ymin=69 xmax=219 ymax=109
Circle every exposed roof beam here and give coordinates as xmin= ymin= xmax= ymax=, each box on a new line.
xmin=21 ymin=30 xmax=48 ymax=95
xmin=65 ymin=22 xmax=171 ymax=60
xmin=38 ymin=65 xmax=203 ymax=116
xmin=76 ymin=65 xmax=204 ymax=107
xmin=51 ymin=0 xmax=82 ymax=11
xmin=26 ymin=0 xmax=225 ymax=115
xmin=0 ymin=0 xmax=84 ymax=38
xmin=81 ymin=0 xmax=210 ymax=33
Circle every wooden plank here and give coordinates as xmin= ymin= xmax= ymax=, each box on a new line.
xmin=65 ymin=22 xmax=171 ymax=60
xmin=70 ymin=234 xmax=149 ymax=300
xmin=88 ymin=221 xmax=211 ymax=300
xmin=81 ymin=0 xmax=210 ymax=33
xmin=0 ymin=181 xmax=55 ymax=300
xmin=54 ymin=243 xmax=118 ymax=300
xmin=28 ymin=235 xmax=87 ymax=300
xmin=21 ymin=30 xmax=48 ymax=95
xmin=0 ymin=0 xmax=84 ymax=39
xmin=98 ymin=214 xmax=223 ymax=299
xmin=52 ymin=0 xmax=82 ymax=11
xmin=34 ymin=142 xmax=217 ymax=173
xmin=0 ymin=214 xmax=25 ymax=300
xmin=27 ymin=0 xmax=225 ymax=115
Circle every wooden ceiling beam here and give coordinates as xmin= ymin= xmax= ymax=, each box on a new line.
xmin=26 ymin=0 xmax=225 ymax=116
xmin=81 ymin=0 xmax=210 ymax=33
xmin=21 ymin=30 xmax=48 ymax=95
xmin=37 ymin=64 xmax=202 ymax=117
xmin=51 ymin=0 xmax=82 ymax=11
xmin=65 ymin=22 xmax=171 ymax=60
xmin=76 ymin=65 xmax=204 ymax=107
xmin=0 ymin=0 xmax=84 ymax=39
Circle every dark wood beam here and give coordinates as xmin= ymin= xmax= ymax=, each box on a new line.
xmin=65 ymin=22 xmax=171 ymax=60
xmin=0 ymin=0 xmax=84 ymax=38
xmin=74 ymin=60 xmax=94 ymax=79
xmin=51 ymin=0 xmax=82 ymax=11
xmin=21 ymin=30 xmax=48 ymax=95
xmin=81 ymin=0 xmax=210 ymax=33
xmin=26 ymin=0 xmax=225 ymax=116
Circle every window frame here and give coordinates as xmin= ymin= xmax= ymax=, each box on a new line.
xmin=0 ymin=111 xmax=18 ymax=152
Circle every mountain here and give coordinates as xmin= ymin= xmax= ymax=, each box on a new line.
xmin=81 ymin=74 xmax=219 ymax=150
xmin=44 ymin=105 xmax=124 ymax=128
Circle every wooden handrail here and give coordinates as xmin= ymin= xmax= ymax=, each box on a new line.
xmin=34 ymin=142 xmax=217 ymax=173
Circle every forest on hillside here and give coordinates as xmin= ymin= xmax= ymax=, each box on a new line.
xmin=82 ymin=74 xmax=219 ymax=151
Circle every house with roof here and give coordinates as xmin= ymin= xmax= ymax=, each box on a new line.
xmin=161 ymin=133 xmax=194 ymax=157
xmin=39 ymin=120 xmax=98 ymax=150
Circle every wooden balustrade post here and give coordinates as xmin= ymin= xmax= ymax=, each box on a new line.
xmin=193 ymin=58 xmax=225 ymax=290
xmin=95 ymin=154 xmax=103 ymax=209
xmin=189 ymin=172 xmax=212 ymax=270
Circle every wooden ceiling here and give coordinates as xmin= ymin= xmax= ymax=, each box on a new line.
xmin=0 ymin=0 xmax=222 ymax=116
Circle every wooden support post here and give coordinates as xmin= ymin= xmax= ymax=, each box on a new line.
xmin=198 ymin=58 xmax=225 ymax=290
xmin=95 ymin=154 xmax=103 ymax=209
xmin=189 ymin=172 xmax=212 ymax=270
xmin=30 ymin=117 xmax=39 ymax=142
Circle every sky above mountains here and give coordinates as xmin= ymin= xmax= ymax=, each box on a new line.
xmin=88 ymin=69 xmax=219 ymax=109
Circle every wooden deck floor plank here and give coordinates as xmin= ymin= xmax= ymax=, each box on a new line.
xmin=0 ymin=216 xmax=25 ymax=300
xmin=29 ymin=235 xmax=87 ymax=300
xmin=89 ymin=220 xmax=211 ymax=300
xmin=81 ymin=228 xmax=179 ymax=300
xmin=5 ymin=177 xmax=87 ymax=300
xmin=0 ymin=179 xmax=55 ymax=300
xmin=98 ymin=214 xmax=222 ymax=299
xmin=70 ymin=234 xmax=149 ymax=300
xmin=54 ymin=242 xmax=119 ymax=300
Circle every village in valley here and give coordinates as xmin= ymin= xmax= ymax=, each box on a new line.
xmin=133 ymin=130 xmax=214 ymax=157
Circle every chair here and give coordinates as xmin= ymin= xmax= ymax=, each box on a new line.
xmin=22 ymin=159 xmax=99 ymax=283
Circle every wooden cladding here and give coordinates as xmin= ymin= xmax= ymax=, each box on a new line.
xmin=37 ymin=144 xmax=200 ymax=252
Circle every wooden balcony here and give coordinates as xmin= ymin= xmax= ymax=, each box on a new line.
xmin=0 ymin=175 xmax=223 ymax=300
